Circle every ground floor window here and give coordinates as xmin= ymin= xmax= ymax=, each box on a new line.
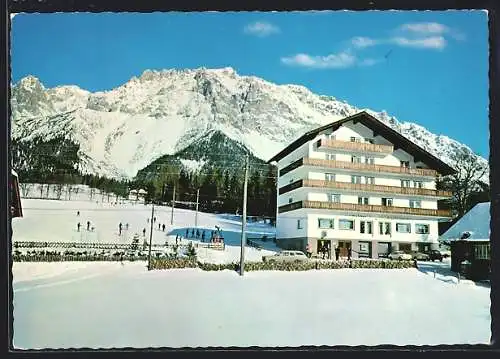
xmin=358 ymin=241 xmax=372 ymax=258
xmin=318 ymin=218 xmax=334 ymax=229
xmin=415 ymin=224 xmax=429 ymax=234
xmin=339 ymin=219 xmax=355 ymax=230
xmin=360 ymin=221 xmax=373 ymax=234
xmin=377 ymin=242 xmax=392 ymax=258
xmin=379 ymin=222 xmax=391 ymax=235
xmin=396 ymin=223 xmax=411 ymax=233
xmin=417 ymin=243 xmax=431 ymax=252
xmin=399 ymin=243 xmax=412 ymax=253
xmin=297 ymin=219 xmax=303 ymax=229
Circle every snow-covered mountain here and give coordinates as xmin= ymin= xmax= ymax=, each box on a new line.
xmin=11 ymin=67 xmax=489 ymax=183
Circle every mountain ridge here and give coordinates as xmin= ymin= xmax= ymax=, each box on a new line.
xmin=11 ymin=67 xmax=489 ymax=183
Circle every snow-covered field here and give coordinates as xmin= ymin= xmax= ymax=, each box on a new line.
xmin=11 ymin=198 xmax=491 ymax=348
xmin=12 ymin=261 xmax=490 ymax=348
xmin=12 ymin=198 xmax=279 ymax=263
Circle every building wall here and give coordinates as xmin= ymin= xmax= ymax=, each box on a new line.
xmin=275 ymin=118 xmax=448 ymax=255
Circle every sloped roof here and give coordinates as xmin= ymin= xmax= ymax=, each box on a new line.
xmin=267 ymin=111 xmax=456 ymax=176
xmin=440 ymin=202 xmax=490 ymax=242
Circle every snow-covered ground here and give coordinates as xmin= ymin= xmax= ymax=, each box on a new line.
xmin=12 ymin=261 xmax=490 ymax=348
xmin=10 ymin=198 xmax=491 ymax=348
xmin=11 ymin=198 xmax=279 ymax=262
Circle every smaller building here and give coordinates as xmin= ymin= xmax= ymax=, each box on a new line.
xmin=440 ymin=202 xmax=490 ymax=280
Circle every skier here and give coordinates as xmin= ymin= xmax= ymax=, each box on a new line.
xmin=154 ymin=217 xmax=157 ymax=223
xmin=143 ymin=228 xmax=146 ymax=237
xmin=196 ymin=229 xmax=200 ymax=238
xmin=185 ymin=229 xmax=189 ymax=238
xmin=162 ymin=224 xmax=166 ymax=232
xmin=77 ymin=222 xmax=81 ymax=232
xmin=158 ymin=223 xmax=161 ymax=230
xmin=87 ymin=221 xmax=91 ymax=231
xmin=119 ymin=222 xmax=123 ymax=236
xmin=201 ymin=231 xmax=206 ymax=242
xmin=126 ymin=223 xmax=129 ymax=231
xmin=77 ymin=211 xmax=80 ymax=216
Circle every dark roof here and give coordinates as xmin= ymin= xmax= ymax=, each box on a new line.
xmin=267 ymin=111 xmax=456 ymax=176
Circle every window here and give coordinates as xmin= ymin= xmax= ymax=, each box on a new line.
xmin=360 ymin=221 xmax=373 ymax=234
xmin=415 ymin=224 xmax=430 ymax=234
xmin=288 ymin=197 xmax=293 ymax=204
xmin=351 ymin=175 xmax=362 ymax=184
xmin=297 ymin=220 xmax=303 ymax=229
xmin=364 ymin=138 xmax=374 ymax=144
xmin=339 ymin=219 xmax=355 ymax=230
xmin=351 ymin=156 xmax=362 ymax=164
xmin=350 ymin=136 xmax=361 ymax=143
xmin=325 ymin=173 xmax=335 ymax=181
xmin=413 ymin=181 xmax=424 ymax=189
xmin=318 ymin=218 xmax=334 ymax=229
xmin=401 ymin=180 xmax=411 ymax=187
xmin=365 ymin=157 xmax=375 ymax=165
xmin=474 ymin=244 xmax=490 ymax=260
xmin=381 ymin=198 xmax=393 ymax=206
xmin=365 ymin=176 xmax=375 ymax=185
xmin=409 ymin=200 xmax=422 ymax=208
xmin=379 ymin=222 xmax=391 ymax=235
xmin=330 ymin=193 xmax=341 ymax=203
xmin=400 ymin=161 xmax=410 ymax=168
xmin=326 ymin=153 xmax=336 ymax=161
xmin=358 ymin=197 xmax=369 ymax=205
xmin=396 ymin=223 xmax=411 ymax=233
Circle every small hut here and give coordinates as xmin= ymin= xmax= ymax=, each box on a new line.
xmin=440 ymin=202 xmax=490 ymax=280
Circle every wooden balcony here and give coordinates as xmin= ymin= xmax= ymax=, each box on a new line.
xmin=279 ymin=200 xmax=452 ymax=218
xmin=316 ymin=138 xmax=393 ymax=154
xmin=278 ymin=179 xmax=452 ymax=198
xmin=302 ymin=157 xmax=437 ymax=177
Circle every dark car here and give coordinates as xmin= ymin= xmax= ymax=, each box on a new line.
xmin=426 ymin=249 xmax=443 ymax=262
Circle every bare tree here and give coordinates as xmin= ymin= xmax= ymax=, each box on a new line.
xmin=438 ymin=148 xmax=488 ymax=218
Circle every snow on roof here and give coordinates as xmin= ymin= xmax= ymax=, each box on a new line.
xmin=440 ymin=202 xmax=490 ymax=242
xmin=138 ymin=189 xmax=148 ymax=194
xmin=12 ymin=169 xmax=18 ymax=177
xmin=129 ymin=189 xmax=138 ymax=193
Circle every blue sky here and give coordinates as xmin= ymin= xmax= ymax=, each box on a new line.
xmin=11 ymin=11 xmax=489 ymax=158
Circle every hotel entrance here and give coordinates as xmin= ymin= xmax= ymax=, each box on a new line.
xmin=317 ymin=239 xmax=331 ymax=259
xmin=337 ymin=240 xmax=351 ymax=258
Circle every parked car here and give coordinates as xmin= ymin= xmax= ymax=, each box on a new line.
xmin=412 ymin=252 xmax=430 ymax=261
xmin=426 ymin=249 xmax=443 ymax=262
xmin=388 ymin=251 xmax=413 ymax=261
xmin=262 ymin=250 xmax=309 ymax=263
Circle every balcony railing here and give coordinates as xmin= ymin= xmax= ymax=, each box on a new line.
xmin=278 ymin=200 xmax=452 ymax=218
xmin=317 ymin=138 xmax=394 ymax=154
xmin=279 ymin=179 xmax=452 ymax=198
xmin=302 ymin=157 xmax=437 ymax=177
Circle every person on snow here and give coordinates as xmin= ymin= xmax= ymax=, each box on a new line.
xmin=119 ymin=222 xmax=123 ymax=236
xmin=147 ymin=218 xmax=150 ymax=223
xmin=126 ymin=223 xmax=129 ymax=231
xmin=196 ymin=229 xmax=200 ymax=238
xmin=335 ymin=246 xmax=340 ymax=261
xmin=186 ymin=229 xmax=189 ymax=238
xmin=77 ymin=211 xmax=80 ymax=216
xmin=191 ymin=229 xmax=195 ymax=238
xmin=154 ymin=217 xmax=157 ymax=223
xmin=158 ymin=223 xmax=161 ymax=230
xmin=87 ymin=221 xmax=91 ymax=231
xmin=142 ymin=228 xmax=146 ymax=237
xmin=201 ymin=231 xmax=206 ymax=242
xmin=162 ymin=224 xmax=166 ymax=232
xmin=347 ymin=247 xmax=352 ymax=261
xmin=77 ymin=222 xmax=81 ymax=232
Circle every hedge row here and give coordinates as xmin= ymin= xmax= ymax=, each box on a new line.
xmin=148 ymin=258 xmax=417 ymax=271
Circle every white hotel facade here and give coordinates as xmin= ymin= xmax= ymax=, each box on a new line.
xmin=267 ymin=111 xmax=456 ymax=259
